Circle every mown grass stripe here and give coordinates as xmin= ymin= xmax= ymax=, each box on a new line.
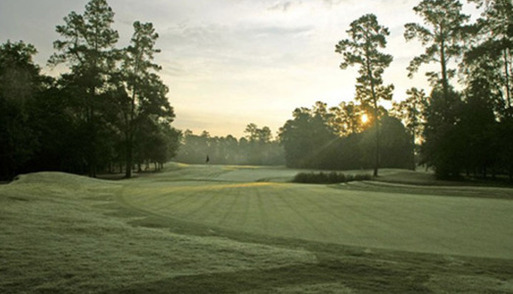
xmin=182 ymin=190 xmax=225 ymax=221
xmin=217 ymin=189 xmax=241 ymax=228
xmin=274 ymin=186 xmax=331 ymax=240
xmin=255 ymin=188 xmax=269 ymax=234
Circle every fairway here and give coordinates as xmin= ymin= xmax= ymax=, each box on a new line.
xmin=120 ymin=164 xmax=513 ymax=259
xmin=3 ymin=165 xmax=513 ymax=293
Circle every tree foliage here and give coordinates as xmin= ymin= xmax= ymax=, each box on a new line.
xmin=414 ymin=0 xmax=513 ymax=180
xmin=404 ymin=0 xmax=470 ymax=103
xmin=0 ymin=41 xmax=43 ymax=179
xmin=116 ymin=21 xmax=175 ymax=177
xmin=465 ymin=0 xmax=513 ymax=111
xmin=391 ymin=88 xmax=427 ymax=169
xmin=49 ymin=0 xmax=120 ymax=177
xmin=0 ymin=0 xmax=179 ymax=180
xmin=279 ymin=102 xmax=413 ymax=171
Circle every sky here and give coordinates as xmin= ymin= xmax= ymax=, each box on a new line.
xmin=0 ymin=0 xmax=481 ymax=138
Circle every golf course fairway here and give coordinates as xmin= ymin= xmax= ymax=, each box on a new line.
xmin=2 ymin=164 xmax=513 ymax=293
xmin=120 ymin=164 xmax=513 ymax=259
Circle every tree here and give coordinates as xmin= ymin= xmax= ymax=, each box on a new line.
xmin=280 ymin=106 xmax=335 ymax=168
xmin=118 ymin=21 xmax=174 ymax=178
xmin=468 ymin=0 xmax=513 ymax=179
xmin=175 ymin=128 xmax=283 ymax=166
xmin=421 ymin=87 xmax=464 ymax=178
xmin=49 ymin=0 xmax=119 ymax=177
xmin=329 ymin=101 xmax=367 ymax=136
xmin=0 ymin=41 xmax=42 ymax=179
xmin=279 ymin=102 xmax=414 ymax=171
xmin=392 ymin=88 xmax=427 ymax=168
xmin=466 ymin=0 xmax=513 ymax=112
xmin=176 ymin=130 xmax=210 ymax=164
xmin=244 ymin=123 xmax=272 ymax=143
xmin=460 ymin=75 xmax=499 ymax=177
xmin=393 ymin=88 xmax=427 ymax=143
xmin=244 ymin=123 xmax=279 ymax=165
xmin=360 ymin=115 xmax=415 ymax=170
xmin=136 ymin=119 xmax=180 ymax=171
xmin=404 ymin=0 xmax=470 ymax=104
xmin=335 ymin=13 xmax=394 ymax=176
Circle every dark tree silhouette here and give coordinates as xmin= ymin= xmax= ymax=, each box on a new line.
xmin=50 ymin=0 xmax=119 ymax=177
xmin=335 ymin=14 xmax=394 ymax=176
xmin=392 ymin=88 xmax=427 ymax=169
xmin=0 ymin=41 xmax=42 ymax=179
xmin=118 ymin=21 xmax=175 ymax=178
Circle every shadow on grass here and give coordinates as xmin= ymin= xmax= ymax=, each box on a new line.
xmin=107 ymin=260 xmax=430 ymax=294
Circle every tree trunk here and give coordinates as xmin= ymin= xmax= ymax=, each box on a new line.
xmin=504 ymin=48 xmax=511 ymax=109
xmin=366 ymin=50 xmax=379 ymax=177
xmin=87 ymin=86 xmax=97 ymax=178
xmin=411 ymin=135 xmax=416 ymax=171
xmin=440 ymin=33 xmax=449 ymax=106
xmin=373 ymin=105 xmax=380 ymax=177
xmin=125 ymin=137 xmax=132 ymax=178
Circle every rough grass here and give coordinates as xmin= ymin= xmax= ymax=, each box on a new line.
xmin=2 ymin=167 xmax=513 ymax=293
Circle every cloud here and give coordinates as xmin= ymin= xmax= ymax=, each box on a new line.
xmin=247 ymin=24 xmax=313 ymax=38
xmin=322 ymin=0 xmax=346 ymax=7
xmin=160 ymin=21 xmax=314 ymax=66
xmin=4 ymin=0 xmax=481 ymax=137
xmin=267 ymin=1 xmax=297 ymax=12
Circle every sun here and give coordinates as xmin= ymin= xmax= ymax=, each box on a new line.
xmin=361 ymin=114 xmax=369 ymax=124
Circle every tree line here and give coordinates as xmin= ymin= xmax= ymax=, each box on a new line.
xmin=176 ymin=124 xmax=285 ymax=166
xmin=0 ymin=0 xmax=180 ymax=180
xmin=1 ymin=0 xmax=512 ymax=181
xmin=281 ymin=0 xmax=513 ymax=180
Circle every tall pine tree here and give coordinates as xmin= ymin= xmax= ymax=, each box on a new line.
xmin=50 ymin=0 xmax=119 ymax=177
xmin=335 ymin=14 xmax=394 ymax=177
xmin=119 ymin=21 xmax=174 ymax=178
xmin=404 ymin=0 xmax=469 ymax=105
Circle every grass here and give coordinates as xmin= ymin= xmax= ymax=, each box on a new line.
xmin=121 ymin=167 xmax=513 ymax=259
xmin=1 ymin=166 xmax=513 ymax=293
xmin=0 ymin=172 xmax=316 ymax=293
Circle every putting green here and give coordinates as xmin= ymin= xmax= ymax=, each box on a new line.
xmin=120 ymin=165 xmax=513 ymax=259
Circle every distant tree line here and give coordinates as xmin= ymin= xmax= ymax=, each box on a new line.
xmin=0 ymin=0 xmax=179 ymax=180
xmin=176 ymin=124 xmax=285 ymax=166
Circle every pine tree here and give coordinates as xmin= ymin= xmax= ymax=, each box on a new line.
xmin=335 ymin=14 xmax=394 ymax=177
xmin=404 ymin=0 xmax=470 ymax=105
xmin=119 ymin=21 xmax=174 ymax=178
xmin=50 ymin=0 xmax=119 ymax=177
